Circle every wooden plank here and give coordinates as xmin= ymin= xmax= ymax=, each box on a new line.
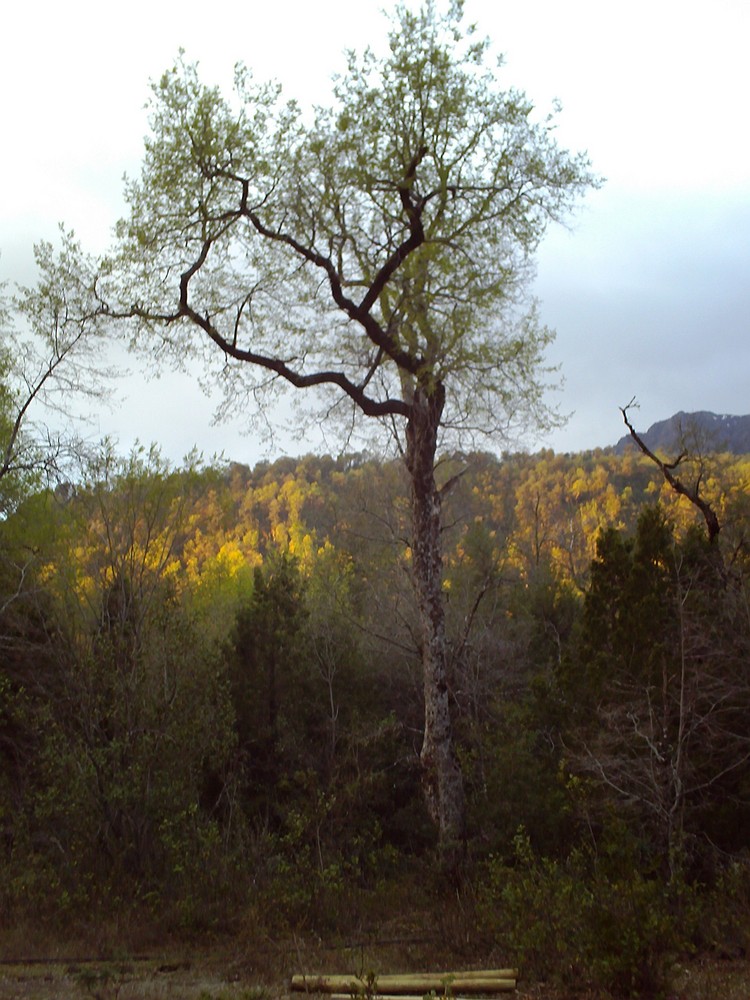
xmin=291 ymin=972 xmax=518 ymax=994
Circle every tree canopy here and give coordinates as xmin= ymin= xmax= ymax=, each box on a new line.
xmin=0 ymin=232 xmax=113 ymax=513
xmin=109 ymin=0 xmax=596 ymax=445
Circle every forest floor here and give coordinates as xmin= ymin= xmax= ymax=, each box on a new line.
xmin=0 ymin=942 xmax=749 ymax=1000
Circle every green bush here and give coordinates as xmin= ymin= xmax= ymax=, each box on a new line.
xmin=477 ymin=827 xmax=695 ymax=998
xmin=693 ymin=858 xmax=750 ymax=958
xmin=156 ymin=805 xmax=250 ymax=933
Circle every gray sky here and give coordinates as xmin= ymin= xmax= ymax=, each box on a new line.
xmin=2 ymin=0 xmax=748 ymax=463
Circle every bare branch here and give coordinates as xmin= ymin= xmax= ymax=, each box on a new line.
xmin=620 ymin=399 xmax=721 ymax=543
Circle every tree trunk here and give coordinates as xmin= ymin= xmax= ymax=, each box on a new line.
xmin=404 ymin=384 xmax=466 ymax=870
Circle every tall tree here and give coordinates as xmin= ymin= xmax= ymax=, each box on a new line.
xmin=25 ymin=445 xmax=237 ymax=895
xmin=228 ymin=551 xmax=313 ymax=814
xmin=0 ymin=232 xmax=113 ymax=515
xmin=561 ymin=507 xmax=750 ymax=879
xmin=0 ymin=233 xmax=116 ymax=795
xmin=106 ymin=1 xmax=596 ymax=865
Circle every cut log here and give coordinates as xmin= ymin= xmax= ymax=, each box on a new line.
xmin=325 ymin=989 xmax=517 ymax=999
xmin=326 ymin=993 xmax=517 ymax=1000
xmin=291 ymin=971 xmax=518 ymax=994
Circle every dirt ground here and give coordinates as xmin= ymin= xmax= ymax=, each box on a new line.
xmin=0 ymin=954 xmax=270 ymax=1000
xmin=1 ymin=954 xmax=749 ymax=1000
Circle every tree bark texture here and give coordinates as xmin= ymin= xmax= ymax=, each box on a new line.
xmin=404 ymin=384 xmax=466 ymax=867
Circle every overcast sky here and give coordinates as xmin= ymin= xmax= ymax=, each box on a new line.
xmin=2 ymin=0 xmax=748 ymax=464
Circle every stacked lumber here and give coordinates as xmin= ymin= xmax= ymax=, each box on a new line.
xmin=291 ymin=968 xmax=519 ymax=997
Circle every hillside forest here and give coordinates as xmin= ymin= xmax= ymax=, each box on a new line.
xmin=1 ymin=439 xmax=750 ymax=995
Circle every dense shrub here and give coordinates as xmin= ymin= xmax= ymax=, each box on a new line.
xmin=477 ymin=827 xmax=698 ymax=998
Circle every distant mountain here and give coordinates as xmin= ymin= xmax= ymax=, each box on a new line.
xmin=613 ymin=411 xmax=750 ymax=456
